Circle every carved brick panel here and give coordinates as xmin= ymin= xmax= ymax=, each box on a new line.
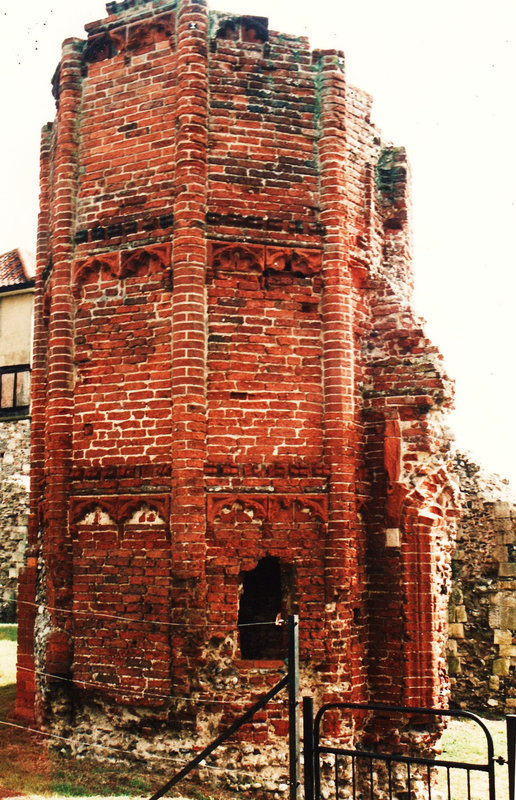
xmin=73 ymin=253 xmax=119 ymax=297
xmin=207 ymin=493 xmax=328 ymax=528
xmin=70 ymin=495 xmax=170 ymax=528
xmin=119 ymin=243 xmax=171 ymax=279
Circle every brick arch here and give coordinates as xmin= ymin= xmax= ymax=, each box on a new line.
xmin=127 ymin=14 xmax=175 ymax=52
xmin=398 ymin=476 xmax=459 ymax=707
xmin=70 ymin=498 xmax=117 ymax=527
xmin=120 ymin=499 xmax=169 ymax=527
xmin=209 ymin=241 xmax=265 ymax=273
xmin=214 ymin=15 xmax=268 ymax=44
xmin=265 ymin=247 xmax=322 ymax=277
xmin=208 ymin=494 xmax=268 ymax=527
xmin=119 ymin=243 xmax=171 ymax=280
xmin=72 ymin=254 xmax=119 ymax=297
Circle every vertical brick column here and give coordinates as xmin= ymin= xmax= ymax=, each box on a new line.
xmin=317 ymin=51 xmax=363 ymax=699
xmin=171 ymin=0 xmax=209 ymax=686
xmin=43 ymin=39 xmax=83 ymax=674
xmin=15 ymin=124 xmax=54 ymax=719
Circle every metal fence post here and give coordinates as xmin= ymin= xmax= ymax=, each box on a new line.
xmin=288 ymin=615 xmax=300 ymax=800
xmin=303 ymin=696 xmax=315 ymax=800
xmin=507 ymin=715 xmax=516 ymax=800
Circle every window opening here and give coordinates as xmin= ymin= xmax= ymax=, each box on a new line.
xmin=0 ymin=365 xmax=30 ymax=417
xmin=238 ymin=556 xmax=292 ymax=660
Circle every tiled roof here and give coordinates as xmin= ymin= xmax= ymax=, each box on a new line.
xmin=0 ymin=249 xmax=35 ymax=288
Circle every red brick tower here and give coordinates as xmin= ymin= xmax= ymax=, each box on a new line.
xmin=16 ymin=0 xmax=457 ymax=773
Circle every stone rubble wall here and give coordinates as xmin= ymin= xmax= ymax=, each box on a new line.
xmin=449 ymin=453 xmax=516 ymax=714
xmin=0 ymin=419 xmax=30 ymax=622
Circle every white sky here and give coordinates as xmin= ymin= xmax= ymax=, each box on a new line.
xmin=0 ymin=0 xmax=515 ymax=489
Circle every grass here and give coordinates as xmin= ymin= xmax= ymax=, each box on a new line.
xmin=439 ymin=715 xmax=508 ymax=800
xmin=0 ymin=625 xmax=18 ymax=642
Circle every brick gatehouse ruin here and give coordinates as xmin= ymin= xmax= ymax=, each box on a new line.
xmin=16 ymin=0 xmax=462 ymax=781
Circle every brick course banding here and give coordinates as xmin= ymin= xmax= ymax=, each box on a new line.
xmin=16 ymin=0 xmax=459 ymax=779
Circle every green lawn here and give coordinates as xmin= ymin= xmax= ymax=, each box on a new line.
xmin=0 ymin=624 xmax=17 ymax=642
xmin=438 ymin=715 xmax=507 ymax=800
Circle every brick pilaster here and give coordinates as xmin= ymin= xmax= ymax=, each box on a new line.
xmin=170 ymin=0 xmax=209 ymax=688
xmin=317 ymin=51 xmax=364 ymax=701
xmin=43 ymin=39 xmax=83 ymax=668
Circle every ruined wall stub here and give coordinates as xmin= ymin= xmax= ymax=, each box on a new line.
xmin=16 ymin=0 xmax=458 ymax=779
xmin=0 ymin=420 xmax=30 ymax=622
xmin=449 ymin=454 xmax=516 ymax=714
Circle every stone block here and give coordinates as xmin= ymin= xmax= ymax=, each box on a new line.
xmin=498 ymin=645 xmax=516 ymax=658
xmin=494 ymin=629 xmax=512 ymax=645
xmin=448 ymin=654 xmax=461 ymax=676
xmin=489 ymin=606 xmax=502 ymax=629
xmin=494 ymin=501 xmax=511 ymax=519
xmin=499 ymin=564 xmax=516 ymax=579
xmin=450 ymin=587 xmax=463 ymax=604
xmin=501 ymin=602 xmax=516 ymax=630
xmin=493 ymin=658 xmax=511 ymax=676
xmin=384 ymin=528 xmax=400 ymax=547
xmin=448 ymin=623 xmax=464 ymax=639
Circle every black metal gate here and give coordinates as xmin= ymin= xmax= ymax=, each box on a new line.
xmin=303 ymin=700 xmax=499 ymax=800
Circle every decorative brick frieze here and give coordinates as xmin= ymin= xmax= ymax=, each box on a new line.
xmin=119 ymin=242 xmax=171 ymax=278
xmin=70 ymin=462 xmax=172 ymax=483
xmin=207 ymin=493 xmax=328 ymax=529
xmin=209 ymin=241 xmax=265 ymax=273
xmin=73 ymin=253 xmax=119 ymax=296
xmin=70 ymin=494 xmax=170 ymax=527
xmin=206 ymin=211 xmax=325 ymax=237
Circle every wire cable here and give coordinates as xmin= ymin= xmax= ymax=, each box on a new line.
xmin=16 ymin=664 xmax=287 ymax=708
xmin=14 ymin=598 xmax=285 ymax=631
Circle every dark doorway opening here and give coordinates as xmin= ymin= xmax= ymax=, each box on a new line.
xmin=238 ymin=556 xmax=291 ymax=660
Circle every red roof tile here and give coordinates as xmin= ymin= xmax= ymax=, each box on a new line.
xmin=0 ymin=249 xmax=35 ymax=288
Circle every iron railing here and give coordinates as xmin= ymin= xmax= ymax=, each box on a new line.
xmin=304 ymin=700 xmax=498 ymax=800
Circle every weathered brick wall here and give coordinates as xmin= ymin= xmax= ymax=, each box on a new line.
xmin=0 ymin=420 xmax=30 ymax=622
xmin=449 ymin=455 xmax=516 ymax=714
xmin=16 ymin=0 xmax=458 ymax=779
